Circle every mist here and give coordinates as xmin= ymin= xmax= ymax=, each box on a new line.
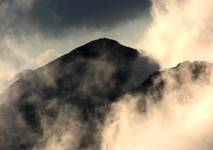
xmin=138 ymin=0 xmax=213 ymax=68
xmin=101 ymin=63 xmax=213 ymax=150
xmin=0 ymin=0 xmax=213 ymax=150
xmin=34 ymin=61 xmax=213 ymax=150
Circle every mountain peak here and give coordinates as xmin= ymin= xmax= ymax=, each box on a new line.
xmin=87 ymin=38 xmax=119 ymax=45
xmin=69 ymin=38 xmax=138 ymax=59
xmin=44 ymin=38 xmax=139 ymax=68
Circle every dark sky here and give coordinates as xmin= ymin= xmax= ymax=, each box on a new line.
xmin=0 ymin=0 xmax=151 ymax=36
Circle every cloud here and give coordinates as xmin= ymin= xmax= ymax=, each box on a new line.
xmin=0 ymin=37 xmax=60 ymax=93
xmin=0 ymin=0 xmax=151 ymax=37
xmin=101 ymin=63 xmax=213 ymax=150
xmin=137 ymin=0 xmax=213 ymax=68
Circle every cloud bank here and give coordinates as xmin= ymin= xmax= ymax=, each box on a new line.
xmin=101 ymin=62 xmax=213 ymax=150
xmin=138 ymin=0 xmax=213 ymax=68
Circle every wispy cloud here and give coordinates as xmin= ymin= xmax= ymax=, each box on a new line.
xmin=138 ymin=0 xmax=213 ymax=68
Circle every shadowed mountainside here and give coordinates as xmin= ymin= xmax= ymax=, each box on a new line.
xmin=0 ymin=38 xmax=212 ymax=150
xmin=134 ymin=61 xmax=213 ymax=112
xmin=0 ymin=38 xmax=159 ymax=150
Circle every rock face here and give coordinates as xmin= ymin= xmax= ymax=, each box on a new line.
xmin=0 ymin=38 xmax=159 ymax=150
xmin=0 ymin=38 xmax=212 ymax=150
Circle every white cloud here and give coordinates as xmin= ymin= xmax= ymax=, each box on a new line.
xmin=137 ymin=0 xmax=213 ymax=68
xmin=101 ymin=64 xmax=213 ymax=150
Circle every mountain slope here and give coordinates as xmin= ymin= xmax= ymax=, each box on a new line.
xmin=0 ymin=38 xmax=212 ymax=150
xmin=0 ymin=38 xmax=159 ymax=150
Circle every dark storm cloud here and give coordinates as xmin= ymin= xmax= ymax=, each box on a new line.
xmin=0 ymin=0 xmax=151 ymax=36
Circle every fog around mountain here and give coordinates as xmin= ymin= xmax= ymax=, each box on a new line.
xmin=0 ymin=38 xmax=212 ymax=150
xmin=1 ymin=0 xmax=213 ymax=150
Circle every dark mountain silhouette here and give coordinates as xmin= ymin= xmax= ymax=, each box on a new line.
xmin=0 ymin=38 xmax=212 ymax=150
xmin=0 ymin=38 xmax=159 ymax=150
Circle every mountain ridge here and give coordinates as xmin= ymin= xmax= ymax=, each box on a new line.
xmin=0 ymin=38 xmax=212 ymax=150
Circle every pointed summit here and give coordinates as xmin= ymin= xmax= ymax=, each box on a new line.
xmin=87 ymin=38 xmax=119 ymax=45
xmin=43 ymin=38 xmax=139 ymax=69
xmin=84 ymin=38 xmax=138 ymax=58
xmin=65 ymin=38 xmax=138 ymax=59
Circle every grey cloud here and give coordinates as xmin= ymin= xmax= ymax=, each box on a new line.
xmin=0 ymin=0 xmax=151 ymax=36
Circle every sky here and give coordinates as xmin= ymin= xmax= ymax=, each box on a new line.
xmin=0 ymin=0 xmax=152 ymax=89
